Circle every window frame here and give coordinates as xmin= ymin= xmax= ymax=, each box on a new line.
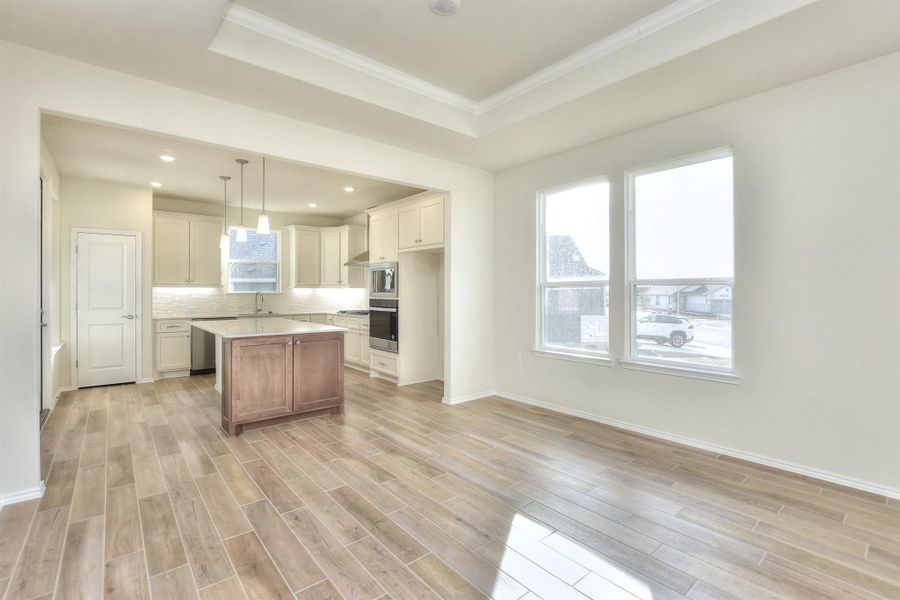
xmin=226 ymin=226 xmax=282 ymax=294
xmin=623 ymin=148 xmax=739 ymax=382
xmin=534 ymin=176 xmax=612 ymax=364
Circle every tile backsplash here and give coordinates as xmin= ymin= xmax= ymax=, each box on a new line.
xmin=152 ymin=287 xmax=368 ymax=319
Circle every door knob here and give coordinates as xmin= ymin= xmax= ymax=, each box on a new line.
xmin=122 ymin=314 xmax=136 ymax=320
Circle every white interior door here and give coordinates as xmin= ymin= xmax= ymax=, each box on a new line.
xmin=76 ymin=232 xmax=138 ymax=387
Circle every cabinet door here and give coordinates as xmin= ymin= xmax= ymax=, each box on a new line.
xmin=320 ymin=229 xmax=342 ymax=286
xmin=189 ymin=219 xmax=223 ymax=286
xmin=419 ymin=196 xmax=445 ymax=246
xmin=294 ymin=229 xmax=321 ymax=286
xmin=381 ymin=210 xmax=399 ymax=261
xmin=360 ymin=336 xmax=370 ymax=365
xmin=154 ymin=215 xmax=190 ymax=285
xmin=156 ymin=332 xmax=191 ymax=372
xmin=231 ymin=336 xmax=293 ymax=422
xmin=368 ymin=213 xmax=384 ymax=262
xmin=345 ymin=330 xmax=360 ymax=363
xmin=293 ymin=334 xmax=343 ymax=409
xmin=398 ymin=204 xmax=420 ymax=249
xmin=339 ymin=227 xmax=350 ymax=286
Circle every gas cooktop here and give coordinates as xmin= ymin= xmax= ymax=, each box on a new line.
xmin=337 ymin=310 xmax=370 ymax=316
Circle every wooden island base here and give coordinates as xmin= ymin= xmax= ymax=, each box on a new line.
xmin=220 ymin=331 xmax=345 ymax=436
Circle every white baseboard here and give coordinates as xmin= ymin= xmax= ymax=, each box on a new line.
xmin=442 ymin=390 xmax=496 ymax=405
xmin=137 ymin=377 xmax=155 ymax=384
xmin=48 ymin=386 xmax=75 ymax=411
xmin=1 ymin=482 xmax=45 ymax=508
xmin=494 ymin=390 xmax=900 ymax=500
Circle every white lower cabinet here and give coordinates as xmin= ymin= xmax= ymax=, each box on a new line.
xmin=332 ymin=315 xmax=369 ymax=368
xmin=360 ymin=337 xmax=370 ymax=365
xmin=369 ymin=349 xmax=398 ymax=377
xmin=345 ymin=330 xmax=361 ymax=363
xmin=155 ymin=322 xmax=191 ymax=375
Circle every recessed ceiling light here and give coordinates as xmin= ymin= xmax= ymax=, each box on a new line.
xmin=308 ymin=203 xmax=318 ymax=208
xmin=150 ymin=181 xmax=162 ymax=188
xmin=430 ymin=0 xmax=460 ymax=16
xmin=159 ymin=154 xmax=175 ymax=162
xmin=343 ymin=186 xmax=355 ymax=192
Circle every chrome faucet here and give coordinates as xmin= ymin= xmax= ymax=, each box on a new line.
xmin=255 ymin=291 xmax=264 ymax=314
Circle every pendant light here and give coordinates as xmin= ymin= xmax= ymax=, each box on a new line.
xmin=219 ymin=175 xmax=231 ymax=250
xmin=235 ymin=158 xmax=249 ymax=242
xmin=257 ymin=156 xmax=270 ymax=234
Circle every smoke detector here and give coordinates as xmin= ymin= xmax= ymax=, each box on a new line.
xmin=430 ymin=0 xmax=460 ymax=16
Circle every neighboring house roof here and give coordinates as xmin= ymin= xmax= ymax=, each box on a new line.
xmin=682 ymin=284 xmax=729 ymax=297
xmin=547 ymin=235 xmax=606 ymax=279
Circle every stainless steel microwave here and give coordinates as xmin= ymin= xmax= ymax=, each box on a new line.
xmin=369 ymin=262 xmax=398 ymax=298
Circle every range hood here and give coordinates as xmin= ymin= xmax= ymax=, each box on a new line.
xmin=344 ymin=207 xmax=373 ymax=267
xmin=344 ymin=250 xmax=370 ymax=268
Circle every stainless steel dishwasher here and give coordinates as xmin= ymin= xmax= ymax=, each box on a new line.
xmin=190 ymin=317 xmax=236 ymax=375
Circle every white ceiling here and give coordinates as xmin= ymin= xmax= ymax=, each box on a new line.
xmin=41 ymin=115 xmax=423 ymax=217
xmin=3 ymin=0 xmax=899 ymax=171
xmin=237 ymin=0 xmax=672 ymax=99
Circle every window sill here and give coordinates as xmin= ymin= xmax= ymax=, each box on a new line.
xmin=532 ymin=349 xmax=612 ymax=366
xmin=619 ymin=359 xmax=740 ymax=384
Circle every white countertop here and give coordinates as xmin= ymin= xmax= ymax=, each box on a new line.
xmin=153 ymin=311 xmax=368 ymax=321
xmin=190 ymin=318 xmax=347 ymax=339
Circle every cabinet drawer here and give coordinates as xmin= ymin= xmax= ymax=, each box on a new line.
xmin=293 ymin=315 xmax=311 ymax=322
xmin=370 ymin=352 xmax=398 ymax=376
xmin=156 ymin=320 xmax=190 ymax=333
xmin=310 ymin=314 xmax=326 ymax=324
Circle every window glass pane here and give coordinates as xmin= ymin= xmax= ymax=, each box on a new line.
xmin=543 ymin=286 xmax=609 ymax=354
xmin=229 ymin=263 xmax=277 ymax=280
xmin=231 ymin=281 xmax=278 ymax=293
xmin=228 ymin=228 xmax=278 ymax=261
xmin=227 ymin=228 xmax=280 ymax=292
xmin=634 ymin=156 xmax=733 ymax=279
xmin=634 ymin=285 xmax=732 ymax=369
xmin=544 ymin=182 xmax=609 ymax=281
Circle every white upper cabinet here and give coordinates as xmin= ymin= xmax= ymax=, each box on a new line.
xmin=290 ymin=226 xmax=321 ymax=287
xmin=398 ymin=195 xmax=444 ymax=250
xmin=418 ymin=196 xmax=445 ymax=247
xmin=370 ymin=208 xmax=399 ymax=263
xmin=189 ymin=219 xmax=223 ymax=285
xmin=290 ymin=224 xmax=366 ymax=288
xmin=320 ymin=228 xmax=343 ymax=286
xmin=398 ymin=204 xmax=420 ymax=250
xmin=154 ymin=212 xmax=222 ymax=286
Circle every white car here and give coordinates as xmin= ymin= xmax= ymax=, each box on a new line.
xmin=637 ymin=314 xmax=695 ymax=347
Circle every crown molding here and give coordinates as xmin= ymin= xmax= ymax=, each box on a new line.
xmin=476 ymin=0 xmax=723 ymax=112
xmin=225 ymin=0 xmax=727 ymax=117
xmin=224 ymin=4 xmax=480 ymax=113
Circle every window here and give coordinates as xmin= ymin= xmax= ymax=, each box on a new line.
xmin=226 ymin=227 xmax=281 ymax=293
xmin=538 ymin=179 xmax=610 ymax=358
xmin=627 ymin=150 xmax=734 ymax=373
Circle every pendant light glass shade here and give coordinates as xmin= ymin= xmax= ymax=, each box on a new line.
xmin=219 ymin=175 xmax=231 ymax=250
xmin=256 ymin=214 xmax=270 ymax=235
xmin=235 ymin=158 xmax=249 ymax=242
xmin=257 ymin=156 xmax=270 ymax=234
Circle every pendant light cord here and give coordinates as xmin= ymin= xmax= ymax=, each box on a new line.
xmin=262 ymin=156 xmax=266 ymax=215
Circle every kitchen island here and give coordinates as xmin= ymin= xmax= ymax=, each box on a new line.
xmin=191 ymin=318 xmax=347 ymax=435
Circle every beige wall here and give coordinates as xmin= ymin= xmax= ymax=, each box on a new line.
xmin=60 ymin=177 xmax=155 ymax=383
xmin=0 ymin=38 xmax=493 ymax=503
xmin=493 ymin=52 xmax=900 ymax=495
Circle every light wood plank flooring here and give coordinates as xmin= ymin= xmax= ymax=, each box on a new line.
xmin=3 ymin=369 xmax=899 ymax=599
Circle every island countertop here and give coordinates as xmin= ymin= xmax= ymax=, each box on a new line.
xmin=190 ymin=317 xmax=348 ymax=339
